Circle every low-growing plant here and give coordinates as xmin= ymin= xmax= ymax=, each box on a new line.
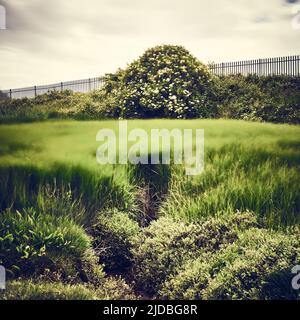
xmin=131 ymin=211 xmax=258 ymax=295
xmin=0 ymin=164 xmax=135 ymax=224
xmin=160 ymin=227 xmax=300 ymax=300
xmin=202 ymin=228 xmax=300 ymax=300
xmin=90 ymin=210 xmax=140 ymax=272
xmin=1 ymin=277 xmax=137 ymax=300
xmin=0 ymin=207 xmax=91 ymax=278
xmin=1 ymin=280 xmax=99 ymax=300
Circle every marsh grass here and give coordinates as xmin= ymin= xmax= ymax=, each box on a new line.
xmin=0 ymin=119 xmax=299 ymax=229
xmin=161 ymin=143 xmax=300 ymax=227
xmin=0 ymin=164 xmax=136 ymax=226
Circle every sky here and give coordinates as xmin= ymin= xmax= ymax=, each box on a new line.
xmin=0 ymin=0 xmax=299 ymax=89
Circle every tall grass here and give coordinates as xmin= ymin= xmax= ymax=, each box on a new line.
xmin=160 ymin=144 xmax=300 ymax=227
xmin=0 ymin=119 xmax=299 ymax=228
xmin=0 ymin=164 xmax=135 ymax=225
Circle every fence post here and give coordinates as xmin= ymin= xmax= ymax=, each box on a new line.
xmin=9 ymin=89 xmax=12 ymax=99
xmin=88 ymin=78 xmax=91 ymax=91
xmin=61 ymin=82 xmax=63 ymax=92
xmin=34 ymin=86 xmax=37 ymax=98
xmin=258 ymin=59 xmax=262 ymax=76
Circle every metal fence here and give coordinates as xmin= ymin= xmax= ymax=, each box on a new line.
xmin=1 ymin=77 xmax=105 ymax=99
xmin=1 ymin=55 xmax=300 ymax=99
xmin=209 ymin=55 xmax=300 ymax=77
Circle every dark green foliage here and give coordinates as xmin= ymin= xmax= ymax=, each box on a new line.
xmin=0 ymin=207 xmax=91 ymax=278
xmin=216 ymin=75 xmax=300 ymax=124
xmin=90 ymin=210 xmax=140 ymax=271
xmin=0 ymin=90 xmax=113 ymax=123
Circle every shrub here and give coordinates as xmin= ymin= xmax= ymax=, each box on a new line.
xmin=161 ymin=228 xmax=300 ymax=300
xmin=202 ymin=228 xmax=300 ymax=300
xmin=104 ymin=45 xmax=217 ymax=119
xmin=0 ymin=90 xmax=113 ymax=123
xmin=90 ymin=210 xmax=140 ymax=272
xmin=216 ymin=75 xmax=300 ymax=124
xmin=0 ymin=207 xmax=91 ymax=278
xmin=216 ymin=75 xmax=268 ymax=120
xmin=131 ymin=211 xmax=258 ymax=295
xmin=100 ymin=276 xmax=138 ymax=300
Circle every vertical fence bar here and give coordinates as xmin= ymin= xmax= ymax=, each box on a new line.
xmin=292 ymin=56 xmax=294 ymax=76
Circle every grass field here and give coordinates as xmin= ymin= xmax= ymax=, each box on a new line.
xmin=0 ymin=119 xmax=299 ymax=300
xmin=0 ymin=119 xmax=299 ymax=226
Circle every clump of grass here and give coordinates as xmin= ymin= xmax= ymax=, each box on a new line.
xmin=90 ymin=210 xmax=140 ymax=272
xmin=1 ymin=278 xmax=137 ymax=300
xmin=0 ymin=163 xmax=135 ymax=226
xmin=161 ymin=143 xmax=300 ymax=227
xmin=1 ymin=280 xmax=100 ymax=300
xmin=0 ymin=207 xmax=91 ymax=278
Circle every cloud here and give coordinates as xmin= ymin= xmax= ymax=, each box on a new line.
xmin=0 ymin=0 xmax=299 ymax=89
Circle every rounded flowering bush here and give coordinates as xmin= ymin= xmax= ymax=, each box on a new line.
xmin=106 ymin=45 xmax=217 ymax=119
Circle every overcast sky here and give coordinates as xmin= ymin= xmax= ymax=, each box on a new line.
xmin=0 ymin=0 xmax=299 ymax=89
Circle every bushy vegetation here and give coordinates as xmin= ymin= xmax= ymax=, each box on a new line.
xmin=90 ymin=210 xmax=140 ymax=271
xmin=161 ymin=228 xmax=300 ymax=300
xmin=131 ymin=212 xmax=259 ymax=295
xmin=0 ymin=179 xmax=139 ymax=299
xmin=0 ymin=90 xmax=112 ymax=124
xmin=0 ymin=165 xmax=139 ymax=299
xmin=0 ymin=207 xmax=91 ymax=278
xmin=103 ymin=45 xmax=217 ymax=118
xmin=216 ymin=75 xmax=300 ymax=124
